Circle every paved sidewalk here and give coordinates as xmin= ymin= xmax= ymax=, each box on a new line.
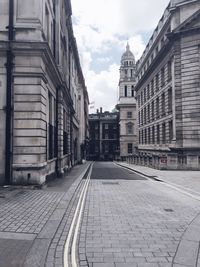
xmin=116 ymin=162 xmax=200 ymax=195
xmin=116 ymin=162 xmax=200 ymax=267
xmin=0 ymin=162 xmax=91 ymax=267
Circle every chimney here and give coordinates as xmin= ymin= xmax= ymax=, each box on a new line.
xmin=96 ymin=109 xmax=99 ymax=114
xmin=100 ymin=107 xmax=103 ymax=113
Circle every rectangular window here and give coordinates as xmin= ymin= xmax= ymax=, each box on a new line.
xmin=157 ymin=125 xmax=160 ymax=143
xmin=168 ymin=61 xmax=172 ymax=81
xmin=161 ymin=93 xmax=165 ymax=116
xmin=152 ymin=126 xmax=155 ymax=144
xmin=127 ymin=112 xmax=132 ymax=119
xmin=147 ymin=104 xmax=150 ymax=122
xmin=168 ymin=88 xmax=172 ymax=113
xmin=63 ymin=109 xmax=68 ymax=155
xmin=156 ymin=74 xmax=159 ymax=91
xmin=148 ymin=128 xmax=151 ymax=144
xmin=144 ymin=107 xmax=147 ymax=124
xmin=152 ymin=101 xmax=155 ymax=121
xmin=125 ymin=85 xmax=127 ymax=97
xmin=131 ymin=86 xmax=135 ymax=97
xmin=105 ymin=124 xmax=109 ymax=130
xmin=161 ymin=67 xmax=165 ymax=87
xmin=156 ymin=97 xmax=159 ymax=118
xmin=147 ymin=84 xmax=150 ymax=100
xmin=169 ymin=120 xmax=173 ymax=142
xmin=127 ymin=123 xmax=133 ymax=135
xmin=144 ymin=88 xmax=147 ymax=102
xmin=128 ymin=143 xmax=133 ymax=154
xmin=162 ymin=123 xmax=166 ymax=144
xmin=151 ymin=79 xmax=154 ymax=96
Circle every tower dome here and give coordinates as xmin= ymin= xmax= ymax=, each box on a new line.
xmin=121 ymin=43 xmax=135 ymax=65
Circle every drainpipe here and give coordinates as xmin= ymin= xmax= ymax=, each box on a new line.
xmin=5 ymin=0 xmax=14 ymax=184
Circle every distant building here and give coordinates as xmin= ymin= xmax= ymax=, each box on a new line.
xmin=135 ymin=0 xmax=200 ymax=170
xmin=117 ymin=44 xmax=138 ymax=158
xmin=0 ymin=0 xmax=89 ymax=184
xmin=88 ymin=109 xmax=120 ymax=161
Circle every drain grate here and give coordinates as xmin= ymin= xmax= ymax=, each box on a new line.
xmin=164 ymin=208 xmax=174 ymax=212
xmin=102 ymin=182 xmax=119 ymax=185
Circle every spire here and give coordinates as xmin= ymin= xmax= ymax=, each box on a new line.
xmin=126 ymin=42 xmax=130 ymax=51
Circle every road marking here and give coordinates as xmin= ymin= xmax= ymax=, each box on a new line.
xmin=64 ymin=163 xmax=93 ymax=267
xmin=115 ymin=162 xmax=200 ymax=202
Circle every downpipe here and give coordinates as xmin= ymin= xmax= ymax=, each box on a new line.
xmin=5 ymin=0 xmax=14 ymax=184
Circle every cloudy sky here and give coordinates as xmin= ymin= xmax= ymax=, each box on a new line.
xmin=72 ymin=0 xmax=169 ymax=112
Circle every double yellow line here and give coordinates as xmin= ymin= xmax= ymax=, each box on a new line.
xmin=64 ymin=163 xmax=93 ymax=267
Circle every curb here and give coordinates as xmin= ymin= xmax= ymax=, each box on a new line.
xmin=23 ymin=162 xmax=92 ymax=267
xmin=172 ymin=212 xmax=200 ymax=267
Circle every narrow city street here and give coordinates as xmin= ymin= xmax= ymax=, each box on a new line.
xmin=78 ymin=162 xmax=200 ymax=267
xmin=0 ymin=162 xmax=200 ymax=267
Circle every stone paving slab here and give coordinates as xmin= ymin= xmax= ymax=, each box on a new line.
xmin=116 ymin=162 xmax=200 ymax=195
xmin=0 ymin=162 xmax=91 ymax=267
xmin=80 ymin=162 xmax=200 ymax=267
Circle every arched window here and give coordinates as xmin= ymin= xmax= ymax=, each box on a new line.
xmin=126 ymin=122 xmax=134 ymax=135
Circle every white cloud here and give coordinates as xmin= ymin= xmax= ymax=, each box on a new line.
xmin=87 ymin=64 xmax=119 ymax=112
xmin=72 ymin=0 xmax=170 ymax=111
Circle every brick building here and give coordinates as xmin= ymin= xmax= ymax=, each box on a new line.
xmin=134 ymin=0 xmax=200 ymax=170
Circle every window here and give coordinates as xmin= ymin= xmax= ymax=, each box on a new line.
xmin=157 ymin=125 xmax=160 ymax=143
xmin=144 ymin=107 xmax=147 ymax=124
xmin=105 ymin=133 xmax=109 ymax=139
xmin=169 ymin=121 xmax=173 ymax=142
xmin=161 ymin=67 xmax=165 ymax=87
xmin=161 ymin=93 xmax=165 ymax=116
xmin=141 ymin=92 xmax=143 ymax=105
xmin=131 ymin=69 xmax=133 ymax=77
xmin=95 ymin=146 xmax=99 ymax=153
xmin=144 ymin=88 xmax=147 ymax=102
xmin=127 ymin=123 xmax=133 ymax=135
xmin=156 ymin=74 xmax=159 ymax=91
xmin=128 ymin=143 xmax=133 ymax=154
xmin=125 ymin=85 xmax=127 ymax=97
xmin=147 ymin=84 xmax=150 ymax=100
xmin=105 ymin=124 xmax=108 ymax=130
xmin=156 ymin=97 xmax=159 ymax=118
xmin=147 ymin=104 xmax=150 ymax=122
xmin=152 ymin=126 xmax=155 ymax=144
xmin=141 ymin=109 xmax=143 ymax=125
xmin=162 ymin=123 xmax=166 ymax=143
xmin=95 ymin=124 xmax=99 ymax=130
xmin=127 ymin=112 xmax=132 ymax=119
xmin=138 ymin=95 xmax=141 ymax=107
xmin=105 ymin=143 xmax=109 ymax=153
xmin=151 ymin=80 xmax=154 ymax=96
xmin=48 ymin=92 xmax=56 ymax=159
xmin=168 ymin=61 xmax=172 ymax=81
xmin=144 ymin=128 xmax=147 ymax=144
xmin=168 ymin=88 xmax=172 ymax=113
xmin=63 ymin=109 xmax=68 ymax=155
xmin=131 ymin=86 xmax=135 ymax=97
xmin=152 ymin=101 xmax=155 ymax=121
xmin=148 ymin=128 xmax=151 ymax=144
xmin=125 ymin=69 xmax=128 ymax=77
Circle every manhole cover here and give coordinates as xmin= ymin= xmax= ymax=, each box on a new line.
xmin=102 ymin=182 xmax=119 ymax=185
xmin=164 ymin=209 xmax=174 ymax=212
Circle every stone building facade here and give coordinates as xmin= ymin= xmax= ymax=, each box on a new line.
xmin=117 ymin=44 xmax=138 ymax=157
xmin=135 ymin=0 xmax=200 ymax=170
xmin=0 ymin=0 xmax=89 ymax=184
xmin=88 ymin=109 xmax=120 ymax=161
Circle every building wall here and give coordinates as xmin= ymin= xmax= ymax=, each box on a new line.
xmin=0 ymin=0 xmax=88 ymax=184
xmin=135 ymin=0 xmax=200 ymax=170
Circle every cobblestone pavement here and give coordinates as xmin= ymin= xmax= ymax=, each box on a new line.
xmin=79 ymin=162 xmax=200 ymax=267
xmin=0 ymin=162 xmax=91 ymax=267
